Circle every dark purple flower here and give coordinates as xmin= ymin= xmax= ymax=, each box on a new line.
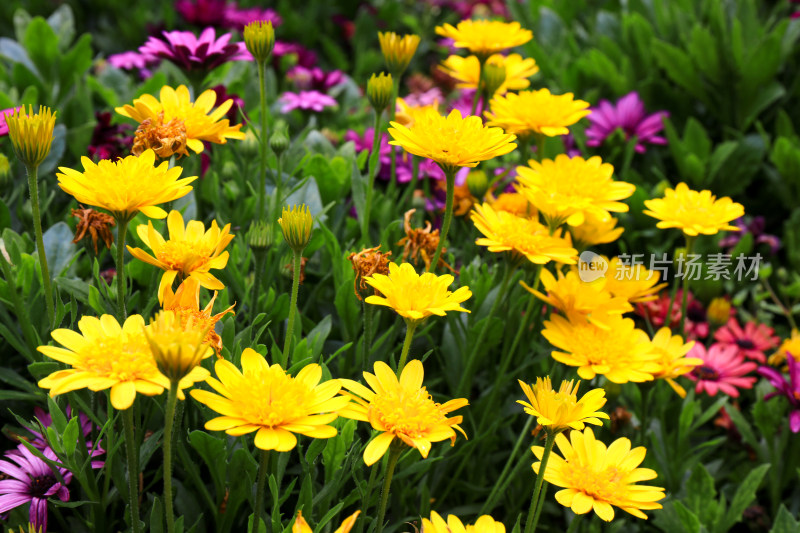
xmin=23 ymin=407 xmax=105 ymax=470
xmin=273 ymin=41 xmax=317 ymax=68
xmin=210 ymin=85 xmax=245 ymax=123
xmin=139 ymin=27 xmax=252 ymax=71
xmin=286 ymin=66 xmax=344 ymax=92
xmin=585 ymin=92 xmax=669 ymax=153
xmin=0 ymin=444 xmax=73 ymax=532
xmin=88 ymin=112 xmax=132 ymax=162
xmin=0 ymin=107 xmax=20 ymax=137
xmin=223 ymin=5 xmax=282 ymax=29
xmin=176 ymin=0 xmax=228 ymax=26
xmin=718 ymin=216 xmax=781 ymax=255
xmin=759 ymin=354 xmax=800 ymax=432
xmin=280 ymin=91 xmax=337 ymax=113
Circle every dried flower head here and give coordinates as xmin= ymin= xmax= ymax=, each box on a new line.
xmin=71 ymin=205 xmax=116 ymax=254
xmin=349 ymin=245 xmax=393 ymax=300
xmin=132 ymin=112 xmax=189 ymax=159
xmin=397 ymin=209 xmax=454 ymax=273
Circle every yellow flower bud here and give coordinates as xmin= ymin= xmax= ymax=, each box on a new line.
xmin=378 ymin=32 xmax=420 ymax=75
xmin=145 ymin=310 xmax=212 ymax=383
xmin=481 ymin=57 xmax=507 ymax=97
xmin=0 ymin=153 xmax=11 ymax=186
xmin=278 ymin=204 xmax=313 ymax=252
xmin=366 ymin=72 xmax=393 ymax=113
xmin=707 ymin=297 xmax=731 ymax=327
xmin=6 ymin=105 xmax=56 ymax=169
xmin=244 ymin=20 xmax=275 ymax=65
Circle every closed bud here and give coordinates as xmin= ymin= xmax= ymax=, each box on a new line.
xmin=0 ymin=154 xmax=11 ymax=186
xmin=481 ymin=58 xmax=507 ymax=97
xmin=378 ymin=32 xmax=420 ymax=75
xmin=466 ymin=170 xmax=489 ymax=199
xmin=240 ymin=128 xmax=260 ymax=157
xmin=366 ymin=72 xmax=393 ymax=113
xmin=145 ymin=310 xmax=212 ymax=383
xmin=278 ymin=204 xmax=313 ymax=252
xmin=707 ymin=297 xmax=731 ymax=327
xmin=244 ymin=20 xmax=275 ymax=65
xmin=270 ymin=120 xmax=290 ymax=155
xmin=247 ymin=220 xmax=272 ymax=251
xmin=6 ymin=105 xmax=56 ymax=169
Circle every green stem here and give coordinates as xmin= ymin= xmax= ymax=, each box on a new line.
xmin=362 ymin=301 xmax=374 ymax=370
xmin=387 ymin=79 xmax=399 ymax=195
xmin=397 ymin=320 xmax=418 ymax=376
xmin=525 ymin=431 xmax=556 ymax=533
xmin=565 ymin=513 xmax=583 ymax=533
xmin=680 ymin=235 xmax=695 ymax=338
xmin=253 ymin=449 xmax=270 ymax=533
xmin=507 ymin=265 xmax=543 ymax=359
xmin=470 ymin=58 xmax=485 ymax=116
xmin=0 ymin=249 xmax=39 ymax=359
xmin=534 ymin=133 xmax=546 ymax=162
xmin=530 ymin=481 xmax=550 ymax=533
xmin=362 ymin=112 xmax=383 ymax=243
xmin=375 ymin=446 xmax=402 ymax=533
xmin=251 ymin=249 xmax=266 ymax=314
xmin=480 ymin=415 xmax=534 ymax=513
xmin=26 ymin=164 xmax=54 ymax=327
xmin=115 ymin=217 xmax=130 ymax=321
xmin=257 ymin=61 xmax=269 ymax=222
xmin=163 ymin=381 xmax=179 ymax=533
xmin=456 ymin=262 xmax=514 ymax=396
xmin=357 ymin=462 xmax=380 ymax=533
xmin=122 ymin=407 xmax=141 ymax=533
xmin=282 ymin=249 xmax=303 ymax=365
xmin=428 ymin=168 xmax=456 ymax=273
xmin=399 ymin=155 xmax=419 ymax=207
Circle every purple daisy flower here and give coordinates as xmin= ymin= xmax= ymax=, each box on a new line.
xmin=585 ymin=91 xmax=669 ymax=153
xmin=107 ymin=51 xmax=160 ymax=79
xmin=280 ymin=91 xmax=337 ymax=113
xmin=23 ymin=407 xmax=105 ymax=469
xmin=758 ymin=353 xmax=800 ymax=432
xmin=718 ymin=216 xmax=781 ymax=255
xmin=223 ymin=5 xmax=282 ymax=29
xmin=87 ymin=112 xmax=133 ymax=162
xmin=139 ymin=27 xmax=252 ymax=71
xmin=0 ymin=444 xmax=73 ymax=532
xmin=286 ymin=66 xmax=344 ymax=92
xmin=273 ymin=41 xmax=317 ymax=68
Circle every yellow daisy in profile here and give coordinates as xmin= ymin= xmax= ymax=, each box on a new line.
xmin=127 ymin=210 xmax=234 ymax=303
xmin=190 ymin=348 xmax=349 ymax=451
xmin=516 ymin=154 xmax=635 ymax=228
xmin=487 ymin=192 xmax=534 ymax=216
xmin=57 ymin=150 xmax=196 ymax=220
xmin=602 ymin=257 xmax=667 ymax=303
xmin=339 ymin=360 xmax=468 ymax=466
xmin=293 ymin=510 xmax=360 ymax=533
xmin=649 ymin=328 xmax=700 ymax=397
xmin=394 ymin=97 xmax=440 ymax=128
xmin=388 ymin=108 xmax=516 ymax=174
xmin=364 ymin=262 xmax=472 ymax=324
xmin=643 ymin=182 xmax=744 ymax=236
xmin=435 ymin=19 xmax=533 ymax=57
xmin=378 ymin=31 xmax=420 ymax=74
xmin=523 ymin=269 xmax=632 ymax=329
xmin=532 ymin=428 xmax=665 ymax=521
xmin=569 ymin=213 xmax=624 ymax=248
xmin=542 ymin=314 xmax=660 ymax=383
xmin=6 ymin=105 xmax=57 ymax=168
xmin=421 ymin=511 xmax=506 ymax=533
xmin=116 ymin=85 xmax=245 ymax=154
xmin=471 ymin=202 xmax=577 ymax=265
xmin=485 ymin=89 xmax=591 ymax=137
xmin=517 ymin=377 xmax=609 ymax=433
xmin=36 ymin=314 xmax=206 ymax=409
xmin=145 ymin=309 xmax=213 ymax=383
xmin=439 ymin=54 xmax=538 ymax=95
xmin=162 ymin=278 xmax=235 ymax=356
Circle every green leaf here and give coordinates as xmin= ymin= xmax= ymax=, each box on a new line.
xmin=770 ymin=505 xmax=800 ymax=533
xmin=61 ymin=416 xmax=79 ymax=457
xmin=42 ymin=222 xmax=78 ymax=279
xmin=652 ymin=40 xmax=708 ymax=105
xmin=23 ymin=17 xmax=59 ymax=81
xmin=46 ymin=5 xmax=75 ymax=50
xmin=685 ymin=463 xmax=718 ymax=523
xmin=688 ymin=25 xmax=721 ymax=83
xmin=716 ymin=463 xmax=770 ymax=532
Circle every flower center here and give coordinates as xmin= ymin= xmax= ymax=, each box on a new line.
xmin=695 ymin=365 xmax=719 ymax=381
xmin=76 ymin=333 xmax=158 ymax=381
xmin=564 ymin=463 xmax=625 ymax=503
xmin=157 ymin=240 xmax=212 ymax=273
xmin=28 ymin=474 xmax=56 ymax=498
xmin=368 ymin=386 xmax=445 ymax=439
xmin=735 ymin=339 xmax=755 ymax=350
xmin=228 ymin=367 xmax=313 ymax=427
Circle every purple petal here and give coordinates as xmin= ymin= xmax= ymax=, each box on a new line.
xmin=791 ymin=410 xmax=800 ymax=433
xmin=30 ymin=497 xmax=48 ymax=532
xmin=0 ymin=492 xmax=33 ymax=513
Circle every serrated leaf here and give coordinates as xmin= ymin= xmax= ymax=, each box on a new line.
xmin=717 ymin=463 xmax=770 ymax=533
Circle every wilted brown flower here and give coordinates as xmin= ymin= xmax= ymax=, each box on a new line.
xmin=71 ymin=205 xmax=116 ymax=254
xmin=132 ymin=111 xmax=189 ymax=159
xmin=610 ymin=405 xmax=632 ymax=434
xmin=397 ymin=209 xmax=455 ymax=273
xmin=348 ymin=245 xmax=392 ymax=300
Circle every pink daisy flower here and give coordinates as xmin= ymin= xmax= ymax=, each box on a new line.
xmin=714 ymin=317 xmax=779 ymax=363
xmin=280 ymin=91 xmax=337 ymax=113
xmin=687 ymin=343 xmax=757 ymax=398
xmin=585 ymin=91 xmax=669 ymax=153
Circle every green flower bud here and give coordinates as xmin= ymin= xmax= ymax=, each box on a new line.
xmin=278 ymin=204 xmax=313 ymax=253
xmin=466 ymin=170 xmax=489 ymax=199
xmin=244 ymin=20 xmax=275 ymax=65
xmin=481 ymin=59 xmax=507 ymax=97
xmin=270 ymin=121 xmax=290 ymax=156
xmin=241 ymin=129 xmax=259 ymax=158
xmin=247 ymin=220 xmax=272 ymax=251
xmin=366 ymin=72 xmax=393 ymax=114
xmin=0 ymin=154 xmax=11 ymax=186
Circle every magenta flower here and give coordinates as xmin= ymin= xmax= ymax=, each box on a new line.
xmin=687 ymin=343 xmax=758 ymax=398
xmin=88 ymin=112 xmax=132 ymax=162
xmin=585 ymin=92 xmax=669 ymax=153
xmin=139 ymin=27 xmax=251 ymax=71
xmin=280 ymin=91 xmax=337 ymax=113
xmin=0 ymin=107 xmax=20 ymax=137
xmin=286 ymin=66 xmax=344 ymax=92
xmin=273 ymin=41 xmax=317 ymax=68
xmin=759 ymin=354 xmax=800 ymax=432
xmin=223 ymin=5 xmax=282 ymax=29
xmin=0 ymin=444 xmax=73 ymax=532
xmin=402 ymin=88 xmax=444 ymax=108
xmin=719 ymin=216 xmax=781 ymax=255
xmin=107 ymin=51 xmax=159 ymax=78
xmin=714 ymin=318 xmax=779 ymax=363
xmin=23 ymin=407 xmax=105 ymax=469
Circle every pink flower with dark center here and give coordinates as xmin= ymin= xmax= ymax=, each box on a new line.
xmin=223 ymin=5 xmax=282 ymax=29
xmin=635 ymin=289 xmax=711 ymax=339
xmin=210 ymin=85 xmax=245 ymax=123
xmin=88 ymin=111 xmax=132 ymax=162
xmin=685 ymin=298 xmax=709 ymax=340
xmin=759 ymin=354 xmax=800 ymax=432
xmin=286 ymin=66 xmax=344 ymax=92
xmin=687 ymin=343 xmax=757 ymax=397
xmin=714 ymin=318 xmax=779 ymax=363
xmin=0 ymin=444 xmax=73 ymax=532
xmin=585 ymin=92 xmax=669 ymax=153
xmin=280 ymin=91 xmax=337 ymax=113
xmin=139 ymin=27 xmax=252 ymax=71
xmin=0 ymin=107 xmax=21 ymax=137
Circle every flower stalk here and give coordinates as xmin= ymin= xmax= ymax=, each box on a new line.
xmin=162 ymin=381 xmax=179 ymax=533
xmin=375 ymin=444 xmax=402 ymax=533
xmin=680 ymin=235 xmax=695 ymax=337
xmin=397 ymin=320 xmax=418 ymax=376
xmin=428 ymin=167 xmax=456 ymax=273
xmin=283 ymin=249 xmax=303 ymax=365
xmin=253 ymin=449 xmax=270 ymax=533
xmin=122 ymin=407 xmax=142 ymax=533
xmin=115 ymin=217 xmax=130 ymax=320
xmin=526 ymin=430 xmax=556 ymax=533
xmin=25 ymin=164 xmax=55 ymax=327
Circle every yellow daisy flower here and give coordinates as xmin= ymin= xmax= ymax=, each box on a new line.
xmin=542 ymin=313 xmax=660 ymax=383
xmin=532 ymin=428 xmax=665 ymax=521
xmin=602 ymin=257 xmax=668 ymax=304
xmin=649 ymin=327 xmax=700 ymax=398
xmin=292 ymin=510 xmax=360 ymax=533
xmin=116 ymin=85 xmax=245 ymax=155
xmin=388 ymin=108 xmax=516 ymax=175
xmin=569 ymin=213 xmax=624 ymax=248
xmin=768 ymin=329 xmax=800 ymax=366
xmin=364 ymin=262 xmax=472 ymax=324
xmin=37 ymin=314 xmax=208 ymax=410
xmin=338 ymin=360 xmax=468 ymax=466
xmin=127 ymin=210 xmax=234 ymax=303
xmin=421 ymin=511 xmax=506 ymax=533
xmin=516 ymin=154 xmax=635 ymax=228
xmin=487 ymin=192 xmax=534 ymax=217
xmin=522 ymin=269 xmax=632 ymax=329
xmin=162 ymin=278 xmax=235 ymax=356
xmin=435 ymin=19 xmax=533 ymax=57
xmin=438 ymin=54 xmax=538 ymax=95
xmin=145 ymin=309 xmax=213 ymax=383
xmin=471 ymin=202 xmax=577 ymax=265
xmin=394 ymin=97 xmax=440 ymax=128
xmin=643 ymin=182 xmax=745 ymax=237
xmin=485 ymin=89 xmax=591 ymax=137
xmin=517 ymin=377 xmax=609 ymax=433
xmin=190 ymin=348 xmax=349 ymax=451
xmin=56 ymin=149 xmax=196 ymax=221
